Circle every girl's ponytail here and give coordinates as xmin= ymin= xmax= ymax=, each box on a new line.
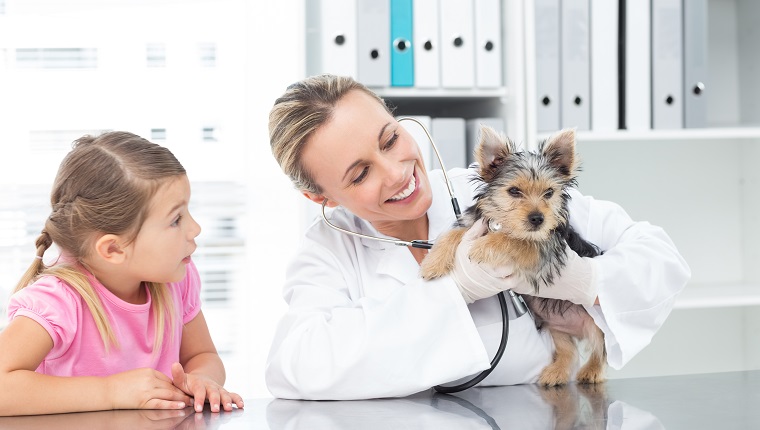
xmin=14 ymin=230 xmax=53 ymax=293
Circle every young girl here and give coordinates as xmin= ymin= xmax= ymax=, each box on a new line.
xmin=0 ymin=131 xmax=244 ymax=416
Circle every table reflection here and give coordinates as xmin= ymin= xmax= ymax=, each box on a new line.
xmin=8 ymin=369 xmax=757 ymax=429
xmin=0 ymin=407 xmax=245 ymax=430
xmin=266 ymin=383 xmax=664 ymax=430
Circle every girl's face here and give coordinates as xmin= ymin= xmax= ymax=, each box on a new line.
xmin=301 ymin=90 xmax=433 ymax=228
xmin=126 ymin=175 xmax=201 ymax=284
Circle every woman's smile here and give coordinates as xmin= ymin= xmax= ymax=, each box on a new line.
xmin=386 ymin=169 xmax=419 ymax=204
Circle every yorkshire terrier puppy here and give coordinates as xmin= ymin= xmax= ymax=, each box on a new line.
xmin=420 ymin=126 xmax=606 ymax=386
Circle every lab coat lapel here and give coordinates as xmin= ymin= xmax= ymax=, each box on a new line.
xmin=353 ymin=217 xmax=418 ymax=284
xmin=375 ymin=245 xmax=419 ymax=284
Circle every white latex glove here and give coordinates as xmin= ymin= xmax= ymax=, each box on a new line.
xmin=451 ymin=219 xmax=522 ymax=304
xmin=510 ymin=244 xmax=599 ymax=306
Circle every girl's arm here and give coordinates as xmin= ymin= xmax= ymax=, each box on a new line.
xmin=0 ymin=317 xmax=190 ymax=416
xmin=173 ymin=310 xmax=244 ymax=413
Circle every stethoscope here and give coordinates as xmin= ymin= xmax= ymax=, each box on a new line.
xmin=319 ymin=117 xmax=529 ymax=393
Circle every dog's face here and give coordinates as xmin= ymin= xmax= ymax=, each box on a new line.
xmin=474 ymin=127 xmax=578 ymax=242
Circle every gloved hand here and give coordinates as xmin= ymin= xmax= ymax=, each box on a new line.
xmin=510 ymin=244 xmax=599 ymax=306
xmin=451 ymin=219 xmax=522 ymax=304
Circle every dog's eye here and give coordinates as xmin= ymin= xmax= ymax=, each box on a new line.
xmin=544 ymin=189 xmax=554 ymax=199
xmin=508 ymin=187 xmax=521 ymax=197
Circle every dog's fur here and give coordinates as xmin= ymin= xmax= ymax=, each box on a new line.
xmin=420 ymin=126 xmax=606 ymax=386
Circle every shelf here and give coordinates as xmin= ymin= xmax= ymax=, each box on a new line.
xmin=537 ymin=127 xmax=760 ymax=143
xmin=375 ymin=87 xmax=509 ymax=100
xmin=674 ymin=284 xmax=760 ymax=310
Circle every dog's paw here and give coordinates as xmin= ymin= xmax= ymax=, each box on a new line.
xmin=538 ymin=364 xmax=571 ymax=387
xmin=420 ymin=264 xmax=444 ymax=280
xmin=576 ymin=363 xmax=605 ymax=385
xmin=419 ymin=256 xmax=450 ymax=280
xmin=467 ymin=245 xmax=489 ymax=266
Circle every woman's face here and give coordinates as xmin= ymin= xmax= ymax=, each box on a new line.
xmin=301 ymin=89 xmax=433 ymax=226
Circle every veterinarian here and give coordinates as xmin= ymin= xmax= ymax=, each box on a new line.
xmin=264 ymin=74 xmax=691 ymax=400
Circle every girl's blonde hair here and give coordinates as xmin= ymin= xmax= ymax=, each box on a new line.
xmin=268 ymin=74 xmax=391 ymax=194
xmin=15 ymin=131 xmax=187 ymax=352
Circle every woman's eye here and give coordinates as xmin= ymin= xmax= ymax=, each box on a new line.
xmin=544 ymin=189 xmax=554 ymax=199
xmin=508 ymin=187 xmax=521 ymax=197
xmin=352 ymin=166 xmax=369 ymax=184
xmin=384 ymin=132 xmax=399 ymax=150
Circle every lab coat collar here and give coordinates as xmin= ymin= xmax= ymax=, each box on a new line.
xmin=322 ymin=208 xmax=418 ymax=283
xmin=375 ymin=243 xmax=420 ymax=284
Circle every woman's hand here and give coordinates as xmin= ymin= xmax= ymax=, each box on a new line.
xmin=171 ymin=362 xmax=244 ymax=413
xmin=510 ymin=244 xmax=598 ymax=306
xmin=451 ymin=219 xmax=522 ymax=303
xmin=106 ymin=368 xmax=192 ymax=410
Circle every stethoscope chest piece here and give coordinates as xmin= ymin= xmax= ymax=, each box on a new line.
xmin=488 ymin=219 xmax=502 ymax=232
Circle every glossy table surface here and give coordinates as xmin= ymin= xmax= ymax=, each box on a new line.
xmin=1 ymin=370 xmax=758 ymax=429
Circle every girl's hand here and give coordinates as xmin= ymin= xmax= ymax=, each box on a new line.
xmin=107 ymin=368 xmax=192 ymax=410
xmin=171 ymin=362 xmax=244 ymax=413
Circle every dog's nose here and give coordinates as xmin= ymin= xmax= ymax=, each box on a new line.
xmin=528 ymin=212 xmax=544 ymax=227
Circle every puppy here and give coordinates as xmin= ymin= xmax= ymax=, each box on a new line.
xmin=420 ymin=126 xmax=606 ymax=386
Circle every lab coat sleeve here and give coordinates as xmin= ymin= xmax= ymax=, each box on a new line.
xmin=567 ymin=189 xmax=691 ymax=369
xmin=264 ymin=240 xmax=491 ymax=400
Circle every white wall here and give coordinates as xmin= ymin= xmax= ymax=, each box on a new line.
xmin=236 ymin=0 xmax=305 ymax=400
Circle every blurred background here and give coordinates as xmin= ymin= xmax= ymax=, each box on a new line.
xmin=0 ymin=0 xmax=304 ymax=399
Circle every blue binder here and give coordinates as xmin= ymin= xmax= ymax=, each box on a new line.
xmin=390 ymin=0 xmax=414 ymax=87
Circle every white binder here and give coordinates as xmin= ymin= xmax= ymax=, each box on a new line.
xmin=431 ymin=118 xmax=467 ymax=170
xmin=683 ymin=0 xmax=708 ymax=128
xmin=651 ymin=0 xmax=683 ymax=129
xmin=439 ymin=0 xmax=475 ymax=88
xmin=561 ymin=0 xmax=590 ymax=130
xmin=474 ymin=0 xmax=502 ymax=88
xmin=624 ymin=0 xmax=651 ymax=131
xmin=413 ymin=0 xmax=440 ymax=88
xmin=466 ymin=118 xmax=505 ymax=166
xmin=305 ymin=0 xmax=358 ymax=78
xmin=357 ymin=0 xmax=389 ymax=88
xmin=399 ymin=115 xmax=434 ymax=171
xmin=590 ymin=0 xmax=618 ymax=131
xmin=535 ymin=0 xmax=561 ymax=132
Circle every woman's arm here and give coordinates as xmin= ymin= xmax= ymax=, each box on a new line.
xmin=0 ymin=317 xmax=189 ymax=416
xmin=174 ymin=311 xmax=244 ymax=412
xmin=264 ymin=232 xmax=493 ymax=400
xmin=568 ymin=189 xmax=692 ymax=368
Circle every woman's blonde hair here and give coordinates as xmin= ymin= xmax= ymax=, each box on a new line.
xmin=268 ymin=74 xmax=391 ymax=194
xmin=15 ymin=131 xmax=186 ymax=352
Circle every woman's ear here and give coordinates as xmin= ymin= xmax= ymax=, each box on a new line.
xmin=302 ymin=191 xmax=339 ymax=208
xmin=93 ymin=234 xmax=127 ymax=264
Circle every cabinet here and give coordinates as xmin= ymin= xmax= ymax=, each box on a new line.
xmin=304 ymin=0 xmax=760 ymax=377
xmin=539 ymin=0 xmax=760 ymax=378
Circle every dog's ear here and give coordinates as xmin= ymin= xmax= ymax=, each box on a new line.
xmin=542 ymin=128 xmax=577 ymax=178
xmin=475 ymin=125 xmax=513 ymax=182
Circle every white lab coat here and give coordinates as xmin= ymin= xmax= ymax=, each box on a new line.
xmin=265 ymin=167 xmax=691 ymax=400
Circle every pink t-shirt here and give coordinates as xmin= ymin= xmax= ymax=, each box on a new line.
xmin=6 ymin=261 xmax=202 ymax=377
